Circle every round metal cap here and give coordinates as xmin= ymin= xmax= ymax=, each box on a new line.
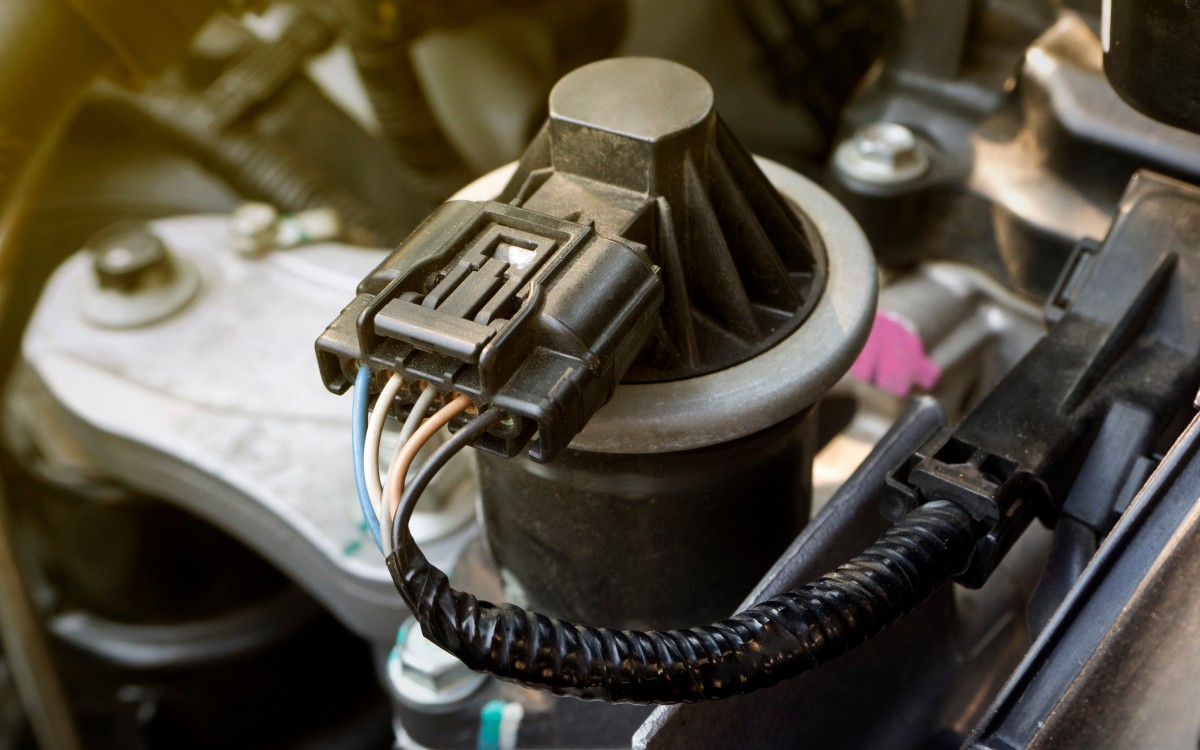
xmin=93 ymin=228 xmax=172 ymax=292
xmin=549 ymin=57 xmax=714 ymax=142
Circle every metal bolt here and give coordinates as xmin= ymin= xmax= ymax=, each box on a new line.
xmin=833 ymin=122 xmax=930 ymax=186
xmin=80 ymin=223 xmax=201 ymax=329
xmin=387 ymin=620 xmax=486 ymax=705
xmin=230 ymin=202 xmax=279 ymax=256
xmin=93 ymin=229 xmax=174 ymax=293
xmin=487 ymin=411 xmax=522 ymax=441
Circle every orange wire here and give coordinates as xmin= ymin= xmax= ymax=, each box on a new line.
xmin=385 ymin=394 xmax=473 ymax=521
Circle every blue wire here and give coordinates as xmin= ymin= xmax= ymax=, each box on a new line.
xmin=352 ymin=365 xmax=383 ymax=553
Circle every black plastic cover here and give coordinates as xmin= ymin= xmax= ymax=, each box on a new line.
xmin=886 ymin=171 xmax=1200 ymax=585
xmin=316 ymin=200 xmax=662 ymax=461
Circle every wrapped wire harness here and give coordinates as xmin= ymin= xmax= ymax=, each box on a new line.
xmin=385 ymin=435 xmax=979 ymax=704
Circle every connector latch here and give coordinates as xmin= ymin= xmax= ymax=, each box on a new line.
xmin=884 ymin=171 xmax=1200 ymax=586
xmin=317 ymin=200 xmax=663 ymax=462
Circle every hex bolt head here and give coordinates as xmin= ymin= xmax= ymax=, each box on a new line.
xmin=93 ymin=229 xmax=174 ymax=293
xmin=388 ymin=620 xmax=487 ymax=705
xmin=834 ymin=122 xmax=930 ymax=186
xmin=230 ymin=202 xmax=280 ymax=256
xmin=79 ymin=223 xmax=201 ymax=329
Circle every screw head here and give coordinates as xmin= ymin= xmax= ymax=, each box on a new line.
xmin=834 ymin=122 xmax=930 ymax=185
xmin=230 ymin=202 xmax=280 ymax=256
xmin=79 ymin=222 xmax=201 ymax=329
xmin=92 ymin=229 xmax=173 ymax=293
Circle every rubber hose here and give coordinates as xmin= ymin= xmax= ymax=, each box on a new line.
xmin=387 ymin=500 xmax=978 ymax=703
xmin=735 ymin=0 xmax=897 ymax=144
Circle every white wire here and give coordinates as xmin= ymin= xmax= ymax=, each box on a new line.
xmin=364 ymin=373 xmax=406 ymax=526
xmin=380 ymin=385 xmax=439 ymax=555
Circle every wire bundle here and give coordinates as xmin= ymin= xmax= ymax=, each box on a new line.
xmin=350 ymin=365 xmax=475 ymax=553
xmin=386 ymin=498 xmax=976 ymax=703
xmin=352 ymin=365 xmax=981 ymax=704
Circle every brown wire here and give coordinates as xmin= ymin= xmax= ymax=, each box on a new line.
xmin=385 ymin=393 xmax=473 ymax=522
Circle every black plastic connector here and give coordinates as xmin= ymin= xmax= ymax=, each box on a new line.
xmin=316 ymin=200 xmax=663 ymax=462
xmin=886 ymin=171 xmax=1200 ymax=586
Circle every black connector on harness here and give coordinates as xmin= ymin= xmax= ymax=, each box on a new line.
xmin=886 ymin=171 xmax=1200 ymax=586
xmin=316 ymin=199 xmax=663 ymax=462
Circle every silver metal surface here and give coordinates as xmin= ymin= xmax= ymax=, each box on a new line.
xmin=229 ymin=201 xmax=280 ymax=256
xmin=79 ymin=224 xmax=201 ymax=329
xmin=18 ymin=215 xmax=476 ymax=643
xmin=452 ymin=156 xmax=879 ymax=454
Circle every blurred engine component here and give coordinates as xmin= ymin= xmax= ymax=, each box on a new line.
xmin=735 ymin=0 xmax=896 ymax=143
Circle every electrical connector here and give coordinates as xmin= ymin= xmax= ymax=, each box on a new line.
xmin=885 ymin=172 xmax=1200 ymax=586
xmin=316 ymin=200 xmax=663 ymax=462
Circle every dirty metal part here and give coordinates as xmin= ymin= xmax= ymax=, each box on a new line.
xmin=833 ymin=9 xmax=1200 ymax=302
xmin=833 ymin=122 xmax=930 ymax=186
xmin=317 ymin=58 xmax=865 ymax=464
xmin=451 ymin=156 xmax=876 ymax=455
xmin=476 ymin=410 xmax=816 ymax=629
xmin=496 ymin=57 xmax=828 ymax=385
xmin=635 ymin=399 xmax=955 ymax=749
xmin=16 ymin=216 xmax=478 ymax=643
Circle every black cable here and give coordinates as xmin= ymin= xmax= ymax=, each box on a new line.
xmin=386 ymin=432 xmax=980 ymax=704
xmin=392 ymin=409 xmax=503 ymax=542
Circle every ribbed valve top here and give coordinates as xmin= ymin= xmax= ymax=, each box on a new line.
xmin=499 ymin=57 xmax=827 ymax=382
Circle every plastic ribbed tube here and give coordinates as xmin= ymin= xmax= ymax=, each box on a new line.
xmin=386 ymin=501 xmax=978 ymax=704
